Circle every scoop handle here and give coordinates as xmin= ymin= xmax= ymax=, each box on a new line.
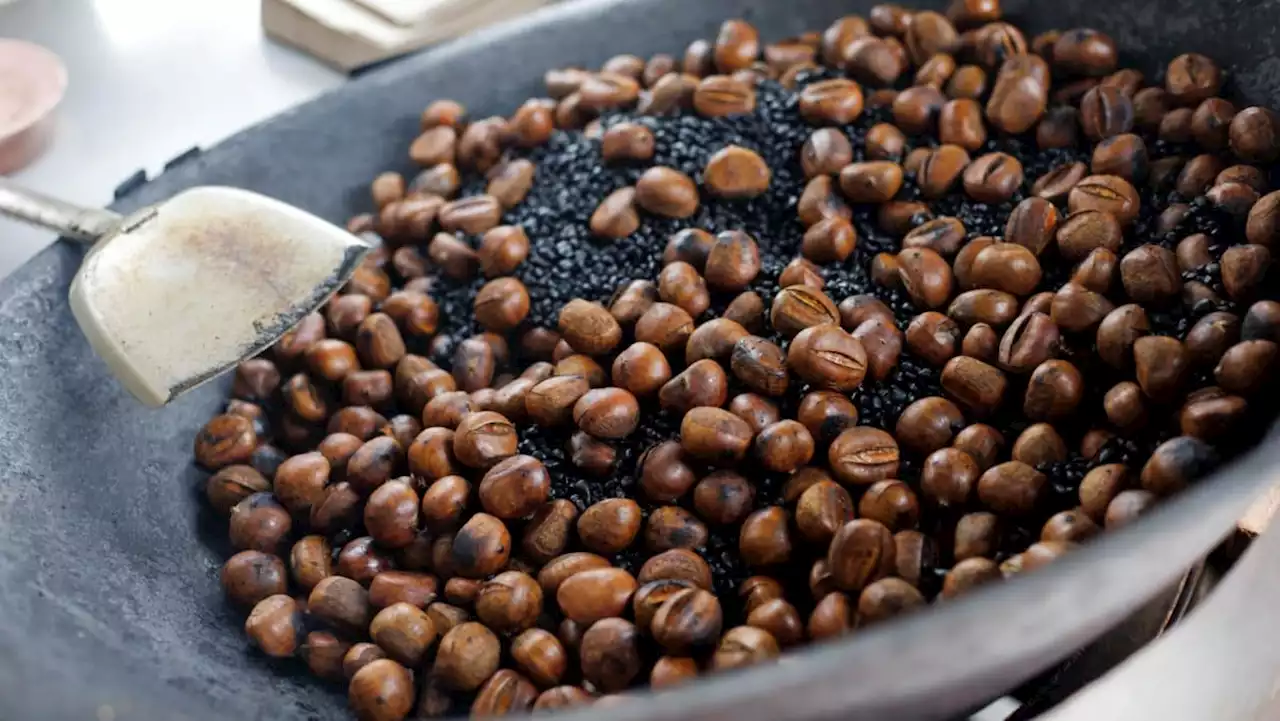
xmin=0 ymin=176 xmax=122 ymax=243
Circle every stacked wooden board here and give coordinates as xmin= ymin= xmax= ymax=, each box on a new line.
xmin=263 ymin=0 xmax=552 ymax=72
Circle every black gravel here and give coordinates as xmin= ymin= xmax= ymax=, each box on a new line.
xmin=360 ymin=67 xmax=1280 ymax=612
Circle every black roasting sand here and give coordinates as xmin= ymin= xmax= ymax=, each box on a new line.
xmin=254 ymin=70 xmax=1280 ymax=620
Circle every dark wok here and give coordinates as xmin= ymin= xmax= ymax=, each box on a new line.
xmin=3 ymin=0 xmax=1280 ymax=718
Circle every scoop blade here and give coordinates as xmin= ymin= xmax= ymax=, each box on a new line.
xmin=69 ymin=186 xmax=370 ymax=406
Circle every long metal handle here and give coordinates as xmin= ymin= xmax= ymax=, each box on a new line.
xmin=0 ymin=176 xmax=122 ymax=243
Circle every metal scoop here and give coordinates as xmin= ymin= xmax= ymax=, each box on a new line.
xmin=0 ymin=178 xmax=371 ymax=406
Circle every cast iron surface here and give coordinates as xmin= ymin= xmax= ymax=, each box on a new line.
xmin=2 ymin=0 xmax=1280 ymax=719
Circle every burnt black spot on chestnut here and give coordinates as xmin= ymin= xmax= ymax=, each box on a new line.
xmin=373 ymin=442 xmax=398 ymax=463
xmin=288 ymin=608 xmax=308 ymax=637
xmin=1158 ymin=436 xmax=1218 ymax=477
xmin=1243 ymin=302 xmax=1280 ymax=342
xmin=451 ymin=532 xmax=483 ymax=568
xmin=670 ymin=525 xmax=702 ymax=547
xmin=820 ymin=417 xmax=850 ymax=444
xmin=1141 ymin=435 xmax=1220 ymax=496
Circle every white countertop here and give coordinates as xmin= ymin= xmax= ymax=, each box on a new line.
xmin=0 ymin=0 xmax=344 ymax=276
